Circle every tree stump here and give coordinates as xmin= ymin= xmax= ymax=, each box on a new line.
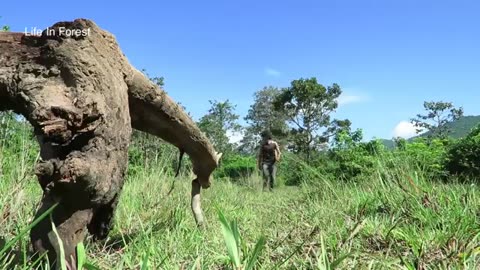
xmin=0 ymin=19 xmax=221 ymax=267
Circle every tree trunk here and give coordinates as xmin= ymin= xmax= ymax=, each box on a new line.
xmin=0 ymin=19 xmax=220 ymax=267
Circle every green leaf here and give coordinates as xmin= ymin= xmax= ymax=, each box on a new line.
xmin=140 ymin=247 xmax=151 ymax=270
xmin=231 ymin=219 xmax=241 ymax=248
xmin=50 ymin=215 xmax=67 ymax=270
xmin=83 ymin=262 xmax=102 ymax=270
xmin=218 ymin=210 xmax=241 ymax=267
xmin=76 ymin=242 xmax=86 ymax=269
xmin=189 ymin=257 xmax=201 ymax=270
xmin=245 ymin=236 xmax=266 ymax=270
xmin=330 ymin=252 xmax=351 ymax=269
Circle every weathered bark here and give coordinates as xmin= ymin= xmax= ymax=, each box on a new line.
xmin=0 ymin=18 xmax=220 ymax=267
xmin=126 ymin=68 xmax=221 ymax=188
xmin=127 ymin=69 xmax=223 ymax=229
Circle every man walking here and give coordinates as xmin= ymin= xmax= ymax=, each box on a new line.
xmin=257 ymin=130 xmax=281 ymax=191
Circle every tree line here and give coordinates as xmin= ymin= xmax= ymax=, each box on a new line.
xmin=195 ymin=77 xmax=466 ymax=160
xmin=198 ymin=78 xmax=354 ymax=161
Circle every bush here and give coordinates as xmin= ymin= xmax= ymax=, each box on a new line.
xmin=397 ymin=137 xmax=450 ymax=179
xmin=276 ymin=152 xmax=322 ymax=186
xmin=276 ymin=135 xmax=386 ymax=185
xmin=216 ymin=154 xmax=256 ymax=180
xmin=445 ymin=125 xmax=480 ymax=180
xmin=326 ymin=141 xmax=382 ymax=181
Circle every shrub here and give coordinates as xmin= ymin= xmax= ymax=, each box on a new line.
xmin=397 ymin=137 xmax=450 ymax=179
xmin=276 ymin=152 xmax=322 ymax=186
xmin=216 ymin=154 xmax=256 ymax=180
xmin=445 ymin=125 xmax=480 ymax=180
xmin=327 ymin=143 xmax=379 ymax=181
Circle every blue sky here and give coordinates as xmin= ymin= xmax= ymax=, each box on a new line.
xmin=2 ymin=0 xmax=479 ymax=140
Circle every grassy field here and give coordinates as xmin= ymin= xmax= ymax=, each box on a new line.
xmin=1 ymin=129 xmax=480 ymax=269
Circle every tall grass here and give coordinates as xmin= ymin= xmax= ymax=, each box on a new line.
xmin=1 ymin=120 xmax=479 ymax=269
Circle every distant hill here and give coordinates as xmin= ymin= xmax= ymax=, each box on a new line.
xmin=422 ymin=115 xmax=480 ymax=139
xmin=381 ymin=115 xmax=480 ymax=148
xmin=379 ymin=139 xmax=396 ymax=149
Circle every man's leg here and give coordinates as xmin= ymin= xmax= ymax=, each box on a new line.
xmin=262 ymin=163 xmax=269 ymax=191
xmin=269 ymin=163 xmax=276 ymax=190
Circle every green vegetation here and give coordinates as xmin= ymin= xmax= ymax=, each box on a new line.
xmin=445 ymin=125 xmax=480 ymax=179
xmin=215 ymin=155 xmax=256 ymax=181
xmin=1 ymin=62 xmax=480 ymax=267
xmin=272 ymin=78 xmax=348 ymax=160
xmin=2 ymin=95 xmax=480 ymax=269
xmin=1 ymin=115 xmax=479 ymax=268
xmin=241 ymin=86 xmax=289 ymax=155
xmin=198 ymin=100 xmax=242 ymax=157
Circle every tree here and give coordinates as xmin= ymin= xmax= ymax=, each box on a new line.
xmin=273 ymin=77 xmax=348 ymax=160
xmin=239 ymin=86 xmax=288 ymax=155
xmin=245 ymin=86 xmax=288 ymax=135
xmin=198 ymin=100 xmax=241 ymax=156
xmin=393 ymin=137 xmax=407 ymax=150
xmin=330 ymin=119 xmax=362 ymax=150
xmin=411 ymin=101 xmax=464 ymax=139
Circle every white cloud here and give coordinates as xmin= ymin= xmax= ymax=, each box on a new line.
xmin=264 ymin=67 xmax=281 ymax=77
xmin=227 ymin=130 xmax=244 ymax=144
xmin=392 ymin=121 xmax=418 ymax=139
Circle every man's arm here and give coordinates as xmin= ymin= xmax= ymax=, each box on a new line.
xmin=274 ymin=142 xmax=281 ymax=161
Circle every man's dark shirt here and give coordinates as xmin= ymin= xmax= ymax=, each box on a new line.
xmin=261 ymin=141 xmax=277 ymax=164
